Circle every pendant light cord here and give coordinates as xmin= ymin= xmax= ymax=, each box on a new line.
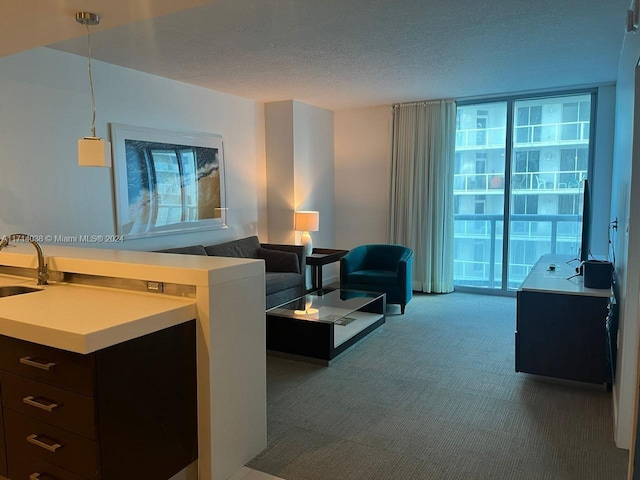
xmin=85 ymin=24 xmax=97 ymax=138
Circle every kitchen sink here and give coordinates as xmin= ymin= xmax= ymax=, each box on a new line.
xmin=0 ymin=285 xmax=43 ymax=298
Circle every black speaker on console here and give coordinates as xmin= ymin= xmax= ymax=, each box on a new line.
xmin=583 ymin=260 xmax=613 ymax=289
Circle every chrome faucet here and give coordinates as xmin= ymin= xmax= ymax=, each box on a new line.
xmin=0 ymin=234 xmax=49 ymax=285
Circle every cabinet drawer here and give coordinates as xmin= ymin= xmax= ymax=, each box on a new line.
xmin=0 ymin=372 xmax=96 ymax=440
xmin=0 ymin=336 xmax=94 ymax=396
xmin=9 ymin=456 xmax=87 ymax=480
xmin=4 ymin=410 xmax=99 ymax=480
xmin=0 ymin=392 xmax=6 ymax=478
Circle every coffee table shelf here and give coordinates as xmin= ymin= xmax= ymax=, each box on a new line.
xmin=266 ymin=288 xmax=385 ymax=364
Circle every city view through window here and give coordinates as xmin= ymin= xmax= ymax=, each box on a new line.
xmin=454 ymin=93 xmax=592 ymax=290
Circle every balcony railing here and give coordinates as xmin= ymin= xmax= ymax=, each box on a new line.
xmin=455 ymin=121 xmax=589 ymax=149
xmin=454 ymin=213 xmax=582 ymax=289
xmin=453 ymin=170 xmax=587 ymax=193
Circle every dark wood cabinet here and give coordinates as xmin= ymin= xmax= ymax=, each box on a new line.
xmin=5 ymin=409 xmax=99 ymax=479
xmin=9 ymin=455 xmax=86 ymax=480
xmin=0 ymin=389 xmax=6 ymax=477
xmin=0 ymin=336 xmax=95 ymax=396
xmin=0 ymin=320 xmax=197 ymax=480
xmin=516 ymin=290 xmax=610 ymax=384
xmin=515 ymin=255 xmax=612 ymax=386
xmin=0 ymin=372 xmax=96 ymax=440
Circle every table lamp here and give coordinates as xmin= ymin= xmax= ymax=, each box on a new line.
xmin=294 ymin=210 xmax=319 ymax=256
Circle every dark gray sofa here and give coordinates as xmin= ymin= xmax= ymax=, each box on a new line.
xmin=156 ymin=236 xmax=305 ymax=309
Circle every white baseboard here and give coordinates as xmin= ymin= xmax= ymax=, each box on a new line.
xmin=323 ymin=274 xmax=339 ymax=286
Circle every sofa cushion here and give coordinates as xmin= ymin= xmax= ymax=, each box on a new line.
xmin=204 ymin=236 xmax=261 ymax=258
xmin=265 ymin=272 xmax=303 ymax=296
xmin=266 ymin=287 xmax=302 ymax=310
xmin=154 ymin=245 xmax=208 ymax=256
xmin=257 ymin=247 xmax=300 ymax=273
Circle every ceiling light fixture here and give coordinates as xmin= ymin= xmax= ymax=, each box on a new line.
xmin=76 ymin=11 xmax=111 ymax=167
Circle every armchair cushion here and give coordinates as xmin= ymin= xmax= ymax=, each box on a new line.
xmin=347 ymin=270 xmax=398 ymax=287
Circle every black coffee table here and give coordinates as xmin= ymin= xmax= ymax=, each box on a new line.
xmin=266 ymin=288 xmax=385 ymax=364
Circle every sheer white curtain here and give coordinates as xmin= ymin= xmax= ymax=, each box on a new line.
xmin=389 ymin=100 xmax=456 ymax=293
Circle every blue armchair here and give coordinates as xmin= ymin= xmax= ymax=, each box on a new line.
xmin=340 ymin=244 xmax=414 ymax=314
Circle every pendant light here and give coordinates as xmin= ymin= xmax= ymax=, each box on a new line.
xmin=76 ymin=12 xmax=111 ymax=167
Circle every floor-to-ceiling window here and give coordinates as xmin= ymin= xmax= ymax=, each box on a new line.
xmin=454 ymin=102 xmax=507 ymax=288
xmin=453 ymin=92 xmax=594 ymax=291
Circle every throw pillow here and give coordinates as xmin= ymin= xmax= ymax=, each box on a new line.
xmin=256 ymin=247 xmax=300 ymax=273
xmin=204 ymin=236 xmax=261 ymax=258
xmin=154 ymin=245 xmax=208 ymax=256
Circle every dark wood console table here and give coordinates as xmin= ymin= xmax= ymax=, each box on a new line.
xmin=516 ymin=254 xmax=613 ymax=387
xmin=306 ymin=248 xmax=349 ymax=290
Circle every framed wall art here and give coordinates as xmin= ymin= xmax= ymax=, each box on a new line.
xmin=110 ymin=124 xmax=227 ymax=239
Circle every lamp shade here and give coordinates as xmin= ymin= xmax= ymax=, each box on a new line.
xmin=294 ymin=211 xmax=319 ymax=232
xmin=78 ymin=137 xmax=111 ymax=167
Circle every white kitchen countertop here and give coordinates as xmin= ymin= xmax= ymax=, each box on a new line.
xmin=0 ymin=244 xmax=264 ymax=355
xmin=0 ymin=243 xmax=264 ymax=287
xmin=0 ymin=274 xmax=197 ymax=354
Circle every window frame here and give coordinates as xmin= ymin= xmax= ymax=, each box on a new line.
xmin=454 ymin=88 xmax=597 ymax=294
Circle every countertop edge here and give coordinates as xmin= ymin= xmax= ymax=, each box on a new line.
xmin=0 ymin=303 xmax=197 ymax=354
xmin=0 ymin=245 xmax=264 ymax=287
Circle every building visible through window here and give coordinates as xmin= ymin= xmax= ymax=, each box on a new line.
xmin=453 ymin=92 xmax=593 ymax=290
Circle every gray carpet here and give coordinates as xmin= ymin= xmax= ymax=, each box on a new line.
xmin=248 ymin=292 xmax=629 ymax=479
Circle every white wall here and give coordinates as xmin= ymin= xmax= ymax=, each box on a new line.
xmin=610 ymin=27 xmax=640 ymax=450
xmin=264 ymin=100 xmax=334 ymax=249
xmin=0 ymin=47 xmax=267 ymax=251
xmin=592 ymin=85 xmax=616 ymax=256
xmin=265 ymin=101 xmax=295 ymax=243
xmin=292 ymin=101 xmax=335 ymax=251
xmin=334 ymin=105 xmax=391 ymax=249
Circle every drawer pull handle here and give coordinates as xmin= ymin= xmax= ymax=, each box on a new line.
xmin=26 ymin=433 xmax=62 ymax=452
xmin=23 ymin=395 xmax=59 ymax=412
xmin=30 ymin=475 xmax=58 ymax=480
xmin=20 ymin=356 xmax=56 ymax=371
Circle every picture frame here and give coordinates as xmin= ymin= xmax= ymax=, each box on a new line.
xmin=110 ymin=123 xmax=227 ymax=239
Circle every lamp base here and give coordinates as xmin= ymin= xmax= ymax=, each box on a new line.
xmin=300 ymin=231 xmax=313 ymax=257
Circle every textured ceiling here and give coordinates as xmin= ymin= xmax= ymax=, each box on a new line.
xmin=46 ymin=0 xmax=630 ymax=110
xmin=0 ymin=0 xmax=212 ymax=58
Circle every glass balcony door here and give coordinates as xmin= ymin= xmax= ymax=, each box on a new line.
xmin=454 ymin=102 xmax=507 ymax=288
xmin=454 ymin=93 xmax=592 ymax=292
xmin=507 ymin=95 xmax=590 ymax=288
